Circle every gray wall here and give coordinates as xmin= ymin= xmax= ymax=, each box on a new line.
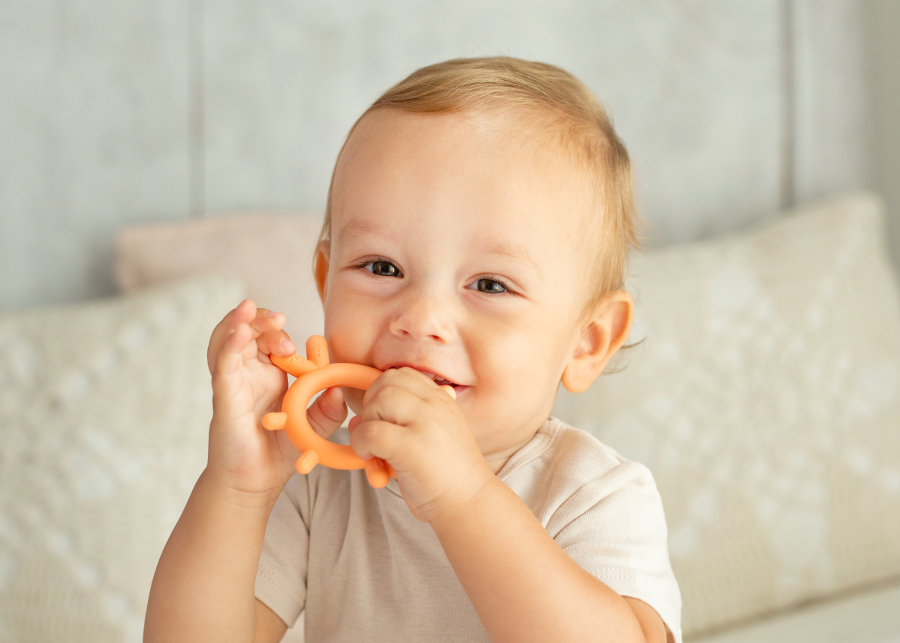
xmin=0 ymin=0 xmax=887 ymax=313
xmin=864 ymin=0 xmax=900 ymax=267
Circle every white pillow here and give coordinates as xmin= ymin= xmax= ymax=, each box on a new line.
xmin=552 ymin=192 xmax=900 ymax=637
xmin=0 ymin=275 xmax=244 ymax=643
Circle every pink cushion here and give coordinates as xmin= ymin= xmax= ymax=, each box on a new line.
xmin=115 ymin=214 xmax=325 ymax=344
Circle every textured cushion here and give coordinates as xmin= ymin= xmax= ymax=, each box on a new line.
xmin=552 ymin=192 xmax=900 ymax=637
xmin=115 ymin=213 xmax=325 ymax=345
xmin=0 ymin=275 xmax=244 ymax=643
xmin=691 ymin=580 xmax=900 ymax=643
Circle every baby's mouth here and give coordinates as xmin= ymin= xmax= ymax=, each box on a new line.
xmin=431 ymin=376 xmax=468 ymax=396
xmin=382 ymin=366 xmax=469 ymax=396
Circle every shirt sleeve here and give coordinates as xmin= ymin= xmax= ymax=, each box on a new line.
xmin=255 ymin=473 xmax=310 ymax=628
xmin=549 ymin=459 xmax=683 ymax=643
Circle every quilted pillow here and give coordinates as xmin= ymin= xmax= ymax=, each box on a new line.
xmin=0 ymin=275 xmax=244 ymax=642
xmin=552 ymin=192 xmax=900 ymax=637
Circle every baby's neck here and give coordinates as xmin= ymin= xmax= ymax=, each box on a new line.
xmin=483 ymin=435 xmax=535 ymax=475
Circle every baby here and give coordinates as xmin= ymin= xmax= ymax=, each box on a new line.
xmin=146 ymin=57 xmax=681 ymax=643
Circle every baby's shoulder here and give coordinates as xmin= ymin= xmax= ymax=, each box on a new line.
xmin=548 ymin=418 xmax=631 ymax=469
xmin=503 ymin=418 xmax=661 ymax=514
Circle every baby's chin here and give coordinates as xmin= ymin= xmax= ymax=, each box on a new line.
xmin=341 ymin=387 xmax=365 ymax=416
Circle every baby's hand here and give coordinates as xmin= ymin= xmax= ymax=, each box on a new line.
xmin=206 ymin=300 xmax=348 ymax=500
xmin=348 ymin=368 xmax=494 ymax=523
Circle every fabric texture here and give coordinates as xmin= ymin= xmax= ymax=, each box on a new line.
xmin=552 ymin=192 xmax=900 ymax=637
xmin=690 ymin=581 xmax=900 ymax=643
xmin=255 ymin=417 xmax=683 ymax=643
xmin=114 ymin=212 xmax=325 ymax=345
xmin=0 ymin=275 xmax=244 ymax=643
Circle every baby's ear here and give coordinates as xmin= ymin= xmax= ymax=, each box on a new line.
xmin=561 ymin=291 xmax=634 ymax=393
xmin=314 ymin=245 xmax=330 ymax=304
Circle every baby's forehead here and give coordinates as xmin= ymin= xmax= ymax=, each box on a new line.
xmin=341 ymin=108 xmax=594 ymax=201
xmin=332 ymin=108 xmax=598 ymax=262
xmin=353 ymin=105 xmax=579 ymax=156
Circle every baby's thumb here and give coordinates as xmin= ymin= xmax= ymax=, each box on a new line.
xmin=306 ymin=387 xmax=348 ymax=439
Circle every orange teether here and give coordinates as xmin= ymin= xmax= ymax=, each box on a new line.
xmin=263 ymin=336 xmax=454 ymax=488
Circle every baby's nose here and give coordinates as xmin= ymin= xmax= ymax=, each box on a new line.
xmin=389 ymin=290 xmax=456 ymax=343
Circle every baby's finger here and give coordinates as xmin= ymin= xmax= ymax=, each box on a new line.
xmin=212 ymin=322 xmax=254 ymax=381
xmin=256 ymin=329 xmax=297 ymax=361
xmin=349 ymin=419 xmax=405 ymax=463
xmin=360 ymin=382 xmax=424 ymax=431
xmin=207 ymin=299 xmax=257 ymax=374
xmin=249 ymin=308 xmax=287 ymax=335
xmin=306 ymin=387 xmax=348 ymax=438
xmin=362 ymin=369 xmax=425 ymax=409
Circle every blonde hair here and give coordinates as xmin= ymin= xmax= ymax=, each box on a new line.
xmin=317 ymin=56 xmax=639 ymax=309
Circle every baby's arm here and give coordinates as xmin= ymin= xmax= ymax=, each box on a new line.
xmin=144 ymin=300 xmax=347 ymax=643
xmin=144 ymin=466 xmax=287 ymax=643
xmin=349 ymin=368 xmax=667 ymax=643
xmin=430 ymin=479 xmax=667 ymax=643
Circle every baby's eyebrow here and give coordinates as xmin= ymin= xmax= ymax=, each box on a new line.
xmin=476 ymin=240 xmax=543 ymax=278
xmin=337 ymin=218 xmax=543 ymax=277
xmin=336 ymin=218 xmax=385 ymax=244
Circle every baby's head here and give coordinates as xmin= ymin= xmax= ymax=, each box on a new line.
xmin=314 ymin=57 xmax=637 ymax=454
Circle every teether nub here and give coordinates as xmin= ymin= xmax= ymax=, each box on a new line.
xmin=364 ymin=458 xmax=391 ymax=488
xmin=295 ymin=450 xmax=319 ymax=474
xmin=261 ymin=412 xmax=287 ymax=431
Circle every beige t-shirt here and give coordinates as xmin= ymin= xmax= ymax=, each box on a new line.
xmin=255 ymin=417 xmax=682 ymax=642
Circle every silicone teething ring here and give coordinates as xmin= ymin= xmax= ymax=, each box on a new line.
xmin=262 ymin=336 xmax=393 ymax=488
xmin=263 ymin=335 xmax=455 ymax=488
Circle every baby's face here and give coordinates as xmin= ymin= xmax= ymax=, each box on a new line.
xmin=319 ymin=109 xmax=593 ymax=456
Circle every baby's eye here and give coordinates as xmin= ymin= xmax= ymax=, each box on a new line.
xmin=365 ymin=260 xmax=401 ymax=277
xmin=471 ymin=278 xmax=508 ymax=294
